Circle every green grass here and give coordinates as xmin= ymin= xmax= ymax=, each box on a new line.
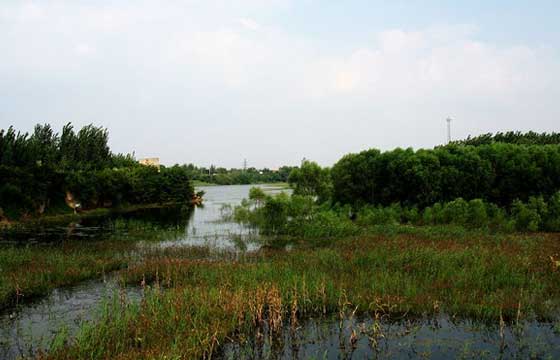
xmin=43 ymin=227 xmax=560 ymax=359
xmin=0 ymin=214 xmax=199 ymax=310
xmin=0 ymin=242 xmax=130 ymax=310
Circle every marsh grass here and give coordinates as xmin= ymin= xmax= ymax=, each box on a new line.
xmin=0 ymin=242 xmax=131 ymax=310
xmin=44 ymin=227 xmax=560 ymax=359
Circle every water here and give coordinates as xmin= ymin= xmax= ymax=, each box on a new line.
xmin=2 ymin=184 xmax=559 ymax=359
xmin=0 ymin=184 xmax=289 ymax=359
xmin=1 ymin=184 xmax=289 ymax=250
xmin=221 ymin=315 xmax=560 ymax=359
xmin=158 ymin=184 xmax=289 ymax=251
xmin=0 ymin=278 xmax=141 ymax=359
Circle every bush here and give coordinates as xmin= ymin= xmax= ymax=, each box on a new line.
xmin=292 ymin=210 xmax=359 ymax=238
xmin=260 ymin=193 xmax=290 ymax=235
xmin=356 ymin=204 xmax=401 ymax=226
xmin=544 ymin=192 xmax=560 ymax=231
xmin=401 ymin=206 xmax=421 ymax=224
xmin=442 ymin=198 xmax=469 ymax=225
xmin=512 ymin=200 xmax=540 ymax=232
xmin=248 ymin=187 xmax=266 ymax=205
xmin=466 ymin=199 xmax=488 ymax=228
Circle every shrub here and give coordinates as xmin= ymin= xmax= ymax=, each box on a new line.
xmin=356 ymin=204 xmax=401 ymax=226
xmin=260 ymin=193 xmax=290 ymax=235
xmin=466 ymin=199 xmax=488 ymax=228
xmin=544 ymin=191 xmax=560 ymax=231
xmin=442 ymin=198 xmax=469 ymax=225
xmin=248 ymin=187 xmax=266 ymax=205
xmin=401 ymin=206 xmax=421 ymax=224
xmin=511 ymin=200 xmax=540 ymax=232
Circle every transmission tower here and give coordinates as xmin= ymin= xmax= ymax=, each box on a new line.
xmin=446 ymin=117 xmax=452 ymax=143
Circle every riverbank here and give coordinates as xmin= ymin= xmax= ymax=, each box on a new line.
xmin=192 ymin=180 xmax=290 ymax=188
xmin=44 ymin=225 xmax=560 ymax=359
xmin=0 ymin=202 xmax=196 ymax=311
xmin=0 ymin=202 xmax=189 ymax=230
xmin=0 ymin=241 xmax=129 ymax=310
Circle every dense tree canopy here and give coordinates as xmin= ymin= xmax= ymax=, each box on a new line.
xmin=332 ymin=143 xmax=560 ymax=208
xmin=450 ymin=131 xmax=560 ymax=146
xmin=0 ymin=123 xmax=193 ymax=219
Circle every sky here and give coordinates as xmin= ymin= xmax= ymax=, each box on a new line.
xmin=1 ymin=0 xmax=559 ymax=168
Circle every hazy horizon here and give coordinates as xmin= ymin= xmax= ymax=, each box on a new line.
xmin=2 ymin=1 xmax=559 ymax=168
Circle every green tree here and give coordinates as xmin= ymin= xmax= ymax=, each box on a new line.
xmin=288 ymin=160 xmax=332 ymax=203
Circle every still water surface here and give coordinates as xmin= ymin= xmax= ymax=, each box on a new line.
xmin=0 ymin=184 xmax=287 ymax=359
xmin=1 ymin=184 xmax=559 ymax=359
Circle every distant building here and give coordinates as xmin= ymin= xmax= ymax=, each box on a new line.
xmin=138 ymin=157 xmax=160 ymax=171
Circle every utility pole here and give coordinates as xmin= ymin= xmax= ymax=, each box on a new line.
xmin=446 ymin=117 xmax=452 ymax=143
xmin=243 ymin=158 xmax=247 ymax=172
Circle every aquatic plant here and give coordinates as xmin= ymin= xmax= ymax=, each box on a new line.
xmin=43 ymin=227 xmax=560 ymax=359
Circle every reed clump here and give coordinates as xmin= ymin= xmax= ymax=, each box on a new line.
xmin=44 ymin=227 xmax=560 ymax=359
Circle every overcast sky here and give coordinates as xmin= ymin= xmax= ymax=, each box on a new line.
xmin=1 ymin=1 xmax=559 ymax=168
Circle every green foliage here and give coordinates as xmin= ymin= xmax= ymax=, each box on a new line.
xmin=50 ymin=230 xmax=560 ymax=358
xmin=442 ymin=198 xmax=469 ymax=225
xmin=182 ymin=163 xmax=296 ymax=185
xmin=356 ymin=204 xmax=401 ymax=226
xmin=248 ymin=187 xmax=266 ymax=203
xmin=0 ymin=123 xmax=194 ymax=219
xmin=451 ymin=131 xmax=560 ymax=146
xmin=288 ymin=160 xmax=332 ymax=202
xmin=466 ymin=199 xmax=489 ymax=228
xmin=332 ymin=142 xmax=560 ymax=208
xmin=233 ymin=193 xmax=358 ymax=239
xmin=544 ymin=192 xmax=560 ymax=231
xmin=511 ymin=199 xmax=540 ymax=232
xmin=237 ymin=190 xmax=560 ymax=235
xmin=260 ymin=192 xmax=291 ymax=235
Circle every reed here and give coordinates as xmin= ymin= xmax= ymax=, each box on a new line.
xmin=43 ymin=227 xmax=560 ymax=359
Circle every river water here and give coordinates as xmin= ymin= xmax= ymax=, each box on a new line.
xmin=0 ymin=184 xmax=287 ymax=359
xmin=221 ymin=315 xmax=560 ymax=359
xmin=1 ymin=184 xmax=559 ymax=359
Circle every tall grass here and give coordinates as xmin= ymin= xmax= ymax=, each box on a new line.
xmin=45 ymin=228 xmax=560 ymax=359
xmin=0 ymin=243 xmax=128 ymax=309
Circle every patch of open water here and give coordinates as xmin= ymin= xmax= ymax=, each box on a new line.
xmin=0 ymin=277 xmax=141 ymax=359
xmin=0 ymin=184 xmax=289 ymax=359
xmin=1 ymin=184 xmax=559 ymax=358
xmin=221 ymin=315 xmax=560 ymax=359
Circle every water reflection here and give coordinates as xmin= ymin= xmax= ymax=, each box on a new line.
xmin=221 ymin=315 xmax=560 ymax=359
xmin=0 ymin=184 xmax=290 ymax=359
xmin=1 ymin=184 xmax=290 ymax=252
xmin=0 ymin=277 xmax=141 ymax=360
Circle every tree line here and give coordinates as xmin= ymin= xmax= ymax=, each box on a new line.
xmin=331 ymin=143 xmax=560 ymax=208
xmin=183 ymin=164 xmax=295 ymax=185
xmin=449 ymin=131 xmax=560 ymax=146
xmin=0 ymin=123 xmax=193 ymax=220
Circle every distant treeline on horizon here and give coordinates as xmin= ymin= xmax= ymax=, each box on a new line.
xmin=449 ymin=131 xmax=560 ymax=146
xmin=2 ymin=122 xmax=560 ymax=220
xmin=183 ymin=164 xmax=296 ymax=185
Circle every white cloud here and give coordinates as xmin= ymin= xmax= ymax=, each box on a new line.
xmin=237 ymin=18 xmax=261 ymax=31
xmin=0 ymin=2 xmax=558 ymax=167
xmin=74 ymin=43 xmax=96 ymax=56
xmin=302 ymin=26 xmax=558 ymax=109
